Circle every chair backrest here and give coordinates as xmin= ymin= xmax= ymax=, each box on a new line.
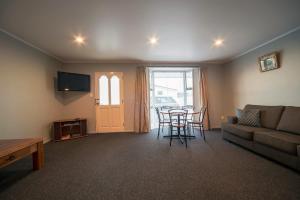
xmin=167 ymin=109 xmax=177 ymax=122
xmin=155 ymin=107 xmax=162 ymax=122
xmin=181 ymin=110 xmax=189 ymax=124
xmin=199 ymin=107 xmax=207 ymax=123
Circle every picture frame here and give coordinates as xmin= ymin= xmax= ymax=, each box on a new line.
xmin=258 ymin=52 xmax=280 ymax=72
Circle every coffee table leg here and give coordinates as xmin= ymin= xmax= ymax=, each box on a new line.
xmin=32 ymin=141 xmax=44 ymax=170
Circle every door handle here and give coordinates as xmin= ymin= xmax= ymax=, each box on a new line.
xmin=95 ymin=98 xmax=100 ymax=105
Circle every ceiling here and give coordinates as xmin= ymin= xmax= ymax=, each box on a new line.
xmin=1 ymin=0 xmax=300 ymax=63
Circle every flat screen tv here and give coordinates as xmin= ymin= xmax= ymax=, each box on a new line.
xmin=57 ymin=71 xmax=90 ymax=92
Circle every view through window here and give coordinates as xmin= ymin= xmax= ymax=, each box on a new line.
xmin=150 ymin=69 xmax=193 ymax=129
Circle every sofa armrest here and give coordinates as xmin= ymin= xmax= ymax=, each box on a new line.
xmin=227 ymin=116 xmax=238 ymax=124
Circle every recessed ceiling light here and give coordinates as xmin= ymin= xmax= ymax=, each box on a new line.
xmin=213 ymin=38 xmax=224 ymax=47
xmin=148 ymin=36 xmax=159 ymax=45
xmin=74 ymin=35 xmax=86 ymax=45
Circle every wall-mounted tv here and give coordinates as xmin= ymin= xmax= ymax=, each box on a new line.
xmin=57 ymin=71 xmax=90 ymax=92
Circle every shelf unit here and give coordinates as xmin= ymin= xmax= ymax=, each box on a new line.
xmin=53 ymin=119 xmax=87 ymax=142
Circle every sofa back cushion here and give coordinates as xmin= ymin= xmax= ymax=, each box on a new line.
xmin=277 ymin=106 xmax=300 ymax=135
xmin=244 ymin=105 xmax=284 ymax=129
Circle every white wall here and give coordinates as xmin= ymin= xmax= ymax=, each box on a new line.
xmin=0 ymin=31 xmax=63 ymax=141
xmin=223 ymin=29 xmax=300 ymax=117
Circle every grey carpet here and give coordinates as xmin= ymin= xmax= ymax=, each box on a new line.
xmin=0 ymin=130 xmax=299 ymax=200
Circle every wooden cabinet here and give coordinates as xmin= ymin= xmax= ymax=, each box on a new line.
xmin=53 ymin=119 xmax=87 ymax=141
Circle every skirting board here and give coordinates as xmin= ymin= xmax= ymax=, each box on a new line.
xmin=43 ymin=137 xmax=52 ymax=144
xmin=88 ymin=130 xmax=135 ymax=134
xmin=188 ymin=127 xmax=221 ymax=131
xmin=211 ymin=128 xmax=221 ymax=131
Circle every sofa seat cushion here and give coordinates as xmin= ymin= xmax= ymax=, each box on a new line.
xmin=277 ymin=106 xmax=300 ymax=135
xmin=244 ymin=105 xmax=284 ymax=129
xmin=254 ymin=131 xmax=300 ymax=155
xmin=222 ymin=123 xmax=271 ymax=140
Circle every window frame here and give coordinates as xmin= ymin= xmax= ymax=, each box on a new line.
xmin=150 ymin=69 xmax=193 ymax=107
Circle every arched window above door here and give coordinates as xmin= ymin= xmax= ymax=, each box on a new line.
xmin=110 ymin=75 xmax=120 ymax=105
xmin=99 ymin=75 xmax=109 ymax=105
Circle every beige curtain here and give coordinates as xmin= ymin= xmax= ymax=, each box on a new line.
xmin=134 ymin=66 xmax=150 ymax=133
xmin=199 ymin=68 xmax=210 ymax=130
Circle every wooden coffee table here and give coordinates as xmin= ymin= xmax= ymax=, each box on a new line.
xmin=0 ymin=138 xmax=44 ymax=170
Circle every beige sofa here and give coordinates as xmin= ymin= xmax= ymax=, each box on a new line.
xmin=222 ymin=105 xmax=300 ymax=171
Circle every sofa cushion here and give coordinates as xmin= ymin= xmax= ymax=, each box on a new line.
xmin=244 ymin=105 xmax=284 ymax=129
xmin=236 ymin=108 xmax=261 ymax=127
xmin=254 ymin=131 xmax=300 ymax=155
xmin=222 ymin=123 xmax=271 ymax=140
xmin=277 ymin=106 xmax=300 ymax=135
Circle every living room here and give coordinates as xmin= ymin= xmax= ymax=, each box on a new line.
xmin=0 ymin=1 xmax=300 ymax=199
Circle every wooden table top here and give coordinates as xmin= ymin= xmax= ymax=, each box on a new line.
xmin=0 ymin=138 xmax=43 ymax=157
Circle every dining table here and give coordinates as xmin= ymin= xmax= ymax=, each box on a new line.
xmin=160 ymin=109 xmax=199 ymax=139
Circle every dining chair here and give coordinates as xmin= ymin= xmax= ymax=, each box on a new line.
xmin=182 ymin=105 xmax=194 ymax=122
xmin=169 ymin=109 xmax=189 ymax=148
xmin=188 ymin=107 xmax=207 ymax=140
xmin=155 ymin=107 xmax=171 ymax=138
xmin=160 ymin=106 xmax=174 ymax=123
xmin=186 ymin=111 xmax=199 ymax=137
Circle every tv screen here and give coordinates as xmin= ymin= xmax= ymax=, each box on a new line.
xmin=57 ymin=71 xmax=90 ymax=92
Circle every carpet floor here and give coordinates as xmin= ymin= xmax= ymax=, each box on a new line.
xmin=0 ymin=130 xmax=299 ymax=200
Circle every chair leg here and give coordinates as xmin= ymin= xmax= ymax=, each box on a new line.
xmin=177 ymin=127 xmax=183 ymax=144
xmin=201 ymin=126 xmax=206 ymax=141
xmin=183 ymin=127 xmax=187 ymax=148
xmin=199 ymin=125 xmax=203 ymax=137
xmin=192 ymin=124 xmax=195 ymax=135
xmin=187 ymin=123 xmax=191 ymax=140
xmin=170 ymin=126 xmax=173 ymax=146
xmin=157 ymin=124 xmax=160 ymax=138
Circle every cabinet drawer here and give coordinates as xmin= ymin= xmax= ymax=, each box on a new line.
xmin=0 ymin=144 xmax=37 ymax=167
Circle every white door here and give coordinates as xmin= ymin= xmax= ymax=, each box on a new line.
xmin=95 ymin=72 xmax=124 ymax=132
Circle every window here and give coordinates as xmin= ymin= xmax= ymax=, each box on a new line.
xmin=110 ymin=75 xmax=120 ymax=105
xmin=150 ymin=69 xmax=193 ymax=128
xmin=99 ymin=75 xmax=109 ymax=105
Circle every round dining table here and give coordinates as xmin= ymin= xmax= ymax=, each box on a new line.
xmin=160 ymin=109 xmax=199 ymax=116
xmin=159 ymin=109 xmax=199 ymax=139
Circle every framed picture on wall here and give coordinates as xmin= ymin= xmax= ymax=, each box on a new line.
xmin=258 ymin=52 xmax=280 ymax=72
